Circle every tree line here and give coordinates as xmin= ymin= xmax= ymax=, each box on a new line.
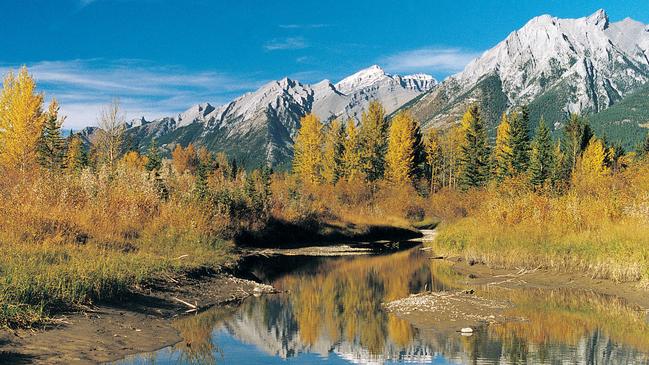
xmin=293 ymin=101 xmax=426 ymax=187
xmin=0 ymin=65 xmax=639 ymax=198
xmin=292 ymin=101 xmax=636 ymax=193
xmin=0 ymin=67 xmax=274 ymax=226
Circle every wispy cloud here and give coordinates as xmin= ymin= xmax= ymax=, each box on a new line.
xmin=263 ymin=37 xmax=308 ymax=51
xmin=278 ymin=24 xmax=331 ymax=29
xmin=381 ymin=47 xmax=482 ymax=75
xmin=295 ymin=56 xmax=310 ymax=63
xmin=0 ymin=59 xmax=265 ymax=129
xmin=77 ymin=0 xmax=98 ymax=9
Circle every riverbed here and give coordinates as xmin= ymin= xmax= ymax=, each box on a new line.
xmin=110 ymin=246 xmax=649 ymax=364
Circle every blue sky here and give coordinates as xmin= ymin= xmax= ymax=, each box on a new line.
xmin=1 ymin=0 xmax=647 ymax=128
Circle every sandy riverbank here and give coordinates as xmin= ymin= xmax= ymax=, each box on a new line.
xmin=0 ymin=270 xmax=274 ymax=364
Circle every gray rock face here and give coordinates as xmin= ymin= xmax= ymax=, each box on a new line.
xmin=406 ymin=9 xmax=649 ymax=130
xmin=121 ymin=65 xmax=436 ymax=167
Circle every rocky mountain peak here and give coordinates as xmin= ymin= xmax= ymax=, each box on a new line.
xmin=334 ymin=64 xmax=387 ymax=94
xmin=586 ymin=8 xmax=609 ymax=30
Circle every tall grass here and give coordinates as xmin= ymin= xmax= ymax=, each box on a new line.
xmin=0 ymin=165 xmax=241 ymax=328
xmin=428 ymin=163 xmax=649 ymax=285
xmin=0 ymin=161 xmax=432 ymax=328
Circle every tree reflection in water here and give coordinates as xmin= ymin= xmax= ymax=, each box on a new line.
xmin=117 ymin=249 xmax=649 ymax=364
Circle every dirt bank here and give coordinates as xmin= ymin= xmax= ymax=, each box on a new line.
xmin=0 ymin=236 xmax=418 ymax=364
xmin=450 ymin=256 xmax=649 ymax=308
xmin=0 ymin=269 xmax=275 ymax=364
xmin=385 ymin=253 xmax=649 ymax=334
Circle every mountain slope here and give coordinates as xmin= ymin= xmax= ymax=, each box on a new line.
xmin=406 ymin=9 xmax=649 ymax=137
xmin=589 ymin=82 xmax=649 ymax=149
xmin=121 ymin=66 xmax=436 ymax=168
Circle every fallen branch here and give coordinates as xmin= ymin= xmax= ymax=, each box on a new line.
xmin=173 ymin=297 xmax=197 ymax=309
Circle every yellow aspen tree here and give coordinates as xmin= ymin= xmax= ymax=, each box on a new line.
xmin=321 ymin=119 xmax=345 ymax=184
xmin=292 ymin=113 xmax=323 ymax=184
xmin=385 ymin=111 xmax=418 ymax=186
xmin=358 ymin=101 xmax=387 ymax=181
xmin=65 ymin=134 xmax=87 ymax=172
xmin=424 ymin=128 xmax=444 ymax=193
xmin=0 ymin=67 xmax=47 ymax=171
xmin=578 ymin=137 xmax=610 ymax=178
xmin=172 ymin=143 xmax=198 ymax=174
xmin=121 ymin=150 xmax=148 ymax=170
xmin=493 ymin=113 xmax=514 ymax=180
xmin=341 ymin=118 xmax=363 ymax=182
xmin=440 ymin=126 xmax=463 ymax=189
xmin=171 ymin=144 xmax=187 ymax=174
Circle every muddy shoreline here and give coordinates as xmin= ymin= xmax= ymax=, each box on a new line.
xmin=385 ymin=255 xmax=649 ymax=334
xmin=4 ymin=235 xmax=649 ymax=364
xmin=0 ymin=239 xmax=418 ymax=365
xmin=0 ymin=268 xmax=275 ymax=364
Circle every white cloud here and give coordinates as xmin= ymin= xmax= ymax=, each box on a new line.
xmin=295 ymin=56 xmax=310 ymax=63
xmin=0 ymin=59 xmax=264 ymax=129
xmin=263 ymin=37 xmax=308 ymax=51
xmin=278 ymin=24 xmax=331 ymax=29
xmin=381 ymin=47 xmax=482 ymax=75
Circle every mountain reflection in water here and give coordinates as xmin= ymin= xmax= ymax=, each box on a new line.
xmin=114 ymin=248 xmax=649 ymax=364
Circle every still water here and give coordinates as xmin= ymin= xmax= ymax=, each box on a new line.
xmin=114 ymin=248 xmax=649 ymax=364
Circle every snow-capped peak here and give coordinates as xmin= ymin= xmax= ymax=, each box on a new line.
xmin=125 ymin=116 xmax=148 ymax=128
xmin=585 ymin=8 xmax=609 ymax=29
xmin=453 ymin=8 xmax=649 ymax=110
xmin=403 ymin=73 xmax=435 ymax=81
xmin=176 ymin=102 xmax=215 ymax=128
xmin=400 ymin=73 xmax=438 ymax=92
xmin=335 ymin=65 xmax=387 ymax=94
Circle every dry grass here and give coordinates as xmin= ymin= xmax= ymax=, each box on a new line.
xmin=428 ymin=163 xmax=649 ymax=285
xmin=0 ymin=164 xmax=432 ymax=328
xmin=0 ymin=165 xmax=244 ymax=328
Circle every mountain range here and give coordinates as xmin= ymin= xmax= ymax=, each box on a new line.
xmin=105 ymin=65 xmax=436 ymax=167
xmin=88 ymin=9 xmax=649 ymax=167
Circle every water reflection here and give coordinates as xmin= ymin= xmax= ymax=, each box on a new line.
xmin=115 ymin=249 xmax=649 ymax=364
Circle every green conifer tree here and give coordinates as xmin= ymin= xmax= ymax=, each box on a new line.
xmin=412 ymin=119 xmax=426 ymax=180
xmin=145 ymin=140 xmax=162 ymax=172
xmin=529 ymin=118 xmax=554 ymax=188
xmin=458 ymin=105 xmax=490 ymax=189
xmin=260 ymin=166 xmax=273 ymax=214
xmin=641 ymin=132 xmax=649 ymax=156
xmin=563 ymin=114 xmax=592 ymax=172
xmin=509 ymin=106 xmax=530 ymax=174
xmin=195 ymin=160 xmax=209 ymax=200
xmin=550 ymin=140 xmax=569 ymax=190
xmin=37 ymin=99 xmax=66 ymax=170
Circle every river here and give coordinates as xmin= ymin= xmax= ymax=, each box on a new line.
xmin=112 ymin=246 xmax=649 ymax=364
